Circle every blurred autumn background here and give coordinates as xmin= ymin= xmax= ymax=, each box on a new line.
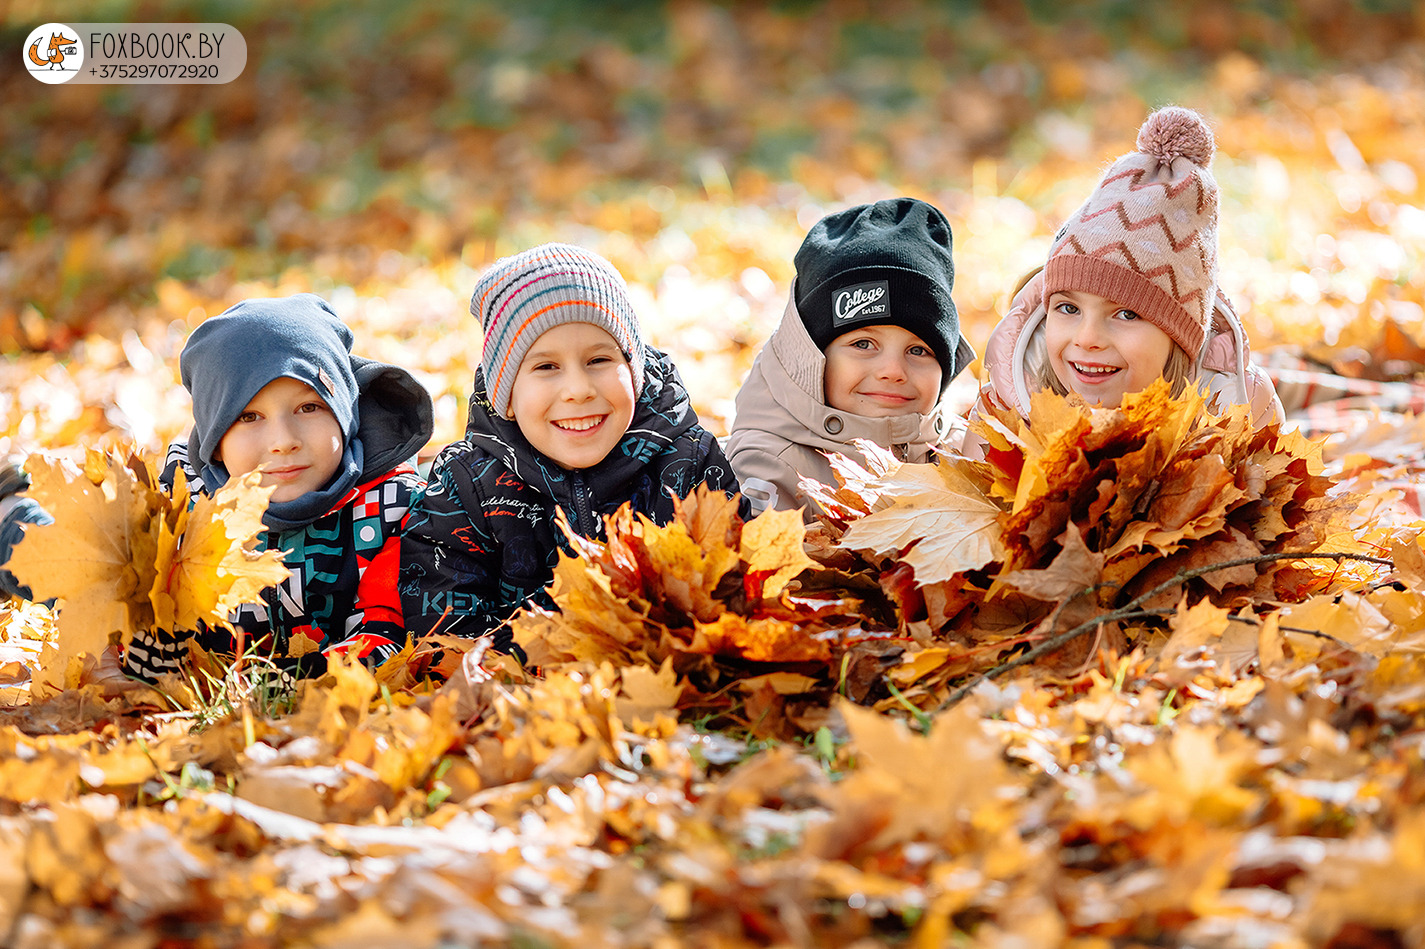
xmin=7 ymin=1 xmax=1425 ymax=946
xmin=7 ymin=0 xmax=1425 ymax=453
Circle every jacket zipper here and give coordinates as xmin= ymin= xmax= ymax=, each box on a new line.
xmin=570 ymin=472 xmax=596 ymax=537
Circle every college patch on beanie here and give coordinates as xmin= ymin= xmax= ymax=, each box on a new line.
xmin=832 ymin=280 xmax=891 ymax=327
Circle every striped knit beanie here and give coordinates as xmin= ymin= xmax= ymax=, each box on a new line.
xmin=471 ymin=243 xmax=646 ymax=418
xmin=1043 ymin=106 xmax=1219 ymax=358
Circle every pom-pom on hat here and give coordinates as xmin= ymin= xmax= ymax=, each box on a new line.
xmin=794 ymin=197 xmax=974 ymax=390
xmin=471 ymin=243 xmax=646 ymax=418
xmin=1042 ymin=106 xmax=1220 ymax=357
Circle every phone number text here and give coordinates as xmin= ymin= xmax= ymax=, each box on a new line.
xmin=90 ymin=63 xmax=220 ymax=79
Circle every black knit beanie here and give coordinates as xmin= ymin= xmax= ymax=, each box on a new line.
xmin=794 ymin=197 xmax=969 ymax=389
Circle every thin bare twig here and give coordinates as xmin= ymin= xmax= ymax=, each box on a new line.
xmin=937 ymin=550 xmax=1393 ymax=709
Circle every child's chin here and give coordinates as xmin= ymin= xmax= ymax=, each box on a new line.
xmin=550 ymin=447 xmax=616 ymax=471
xmin=1070 ymin=387 xmax=1124 ymax=408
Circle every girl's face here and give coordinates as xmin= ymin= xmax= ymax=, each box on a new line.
xmin=215 ymin=377 xmax=345 ymax=503
xmin=823 ymin=324 xmax=942 ymax=418
xmin=509 ymin=322 xmax=636 ymax=470
xmin=1045 ymin=290 xmax=1176 ymax=408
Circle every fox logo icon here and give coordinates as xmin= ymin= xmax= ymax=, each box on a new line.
xmin=28 ymin=31 xmax=77 ymax=68
xmin=24 ymin=24 xmax=84 ymax=84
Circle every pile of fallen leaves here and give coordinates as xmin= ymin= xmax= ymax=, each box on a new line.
xmin=1 ymin=388 xmax=1425 ymax=944
xmin=513 ymin=491 xmax=898 ymax=736
xmin=796 ymin=382 xmax=1365 ymax=704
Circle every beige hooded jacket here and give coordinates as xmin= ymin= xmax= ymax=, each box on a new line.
xmin=728 ymin=294 xmax=970 ymax=519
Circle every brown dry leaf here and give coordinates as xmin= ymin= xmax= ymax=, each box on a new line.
xmin=616 ymin=657 xmax=682 ymax=725
xmin=811 ymin=700 xmax=1018 ymax=855
xmin=1277 ymin=593 xmax=1395 ymax=658
xmin=1125 ymin=723 xmax=1263 ymax=827
xmin=286 ymin=630 xmax=321 ymax=659
xmin=995 ymin=521 xmax=1105 ymax=603
xmin=1154 ymin=596 xmax=1231 ymax=671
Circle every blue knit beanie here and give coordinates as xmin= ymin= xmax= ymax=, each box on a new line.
xmin=181 ymin=294 xmax=363 ymax=528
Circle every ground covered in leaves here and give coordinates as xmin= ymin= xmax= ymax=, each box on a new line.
xmin=6 ymin=1 xmax=1425 ymax=946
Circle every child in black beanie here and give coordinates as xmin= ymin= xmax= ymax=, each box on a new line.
xmin=727 ymin=197 xmax=975 ymax=519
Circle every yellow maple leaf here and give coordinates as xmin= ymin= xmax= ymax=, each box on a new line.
xmin=10 ymin=452 xmax=290 ymax=682
xmin=150 ymin=471 xmax=289 ymax=633
xmin=741 ymin=505 xmax=816 ymax=599
xmin=7 ymin=453 xmax=164 ymax=662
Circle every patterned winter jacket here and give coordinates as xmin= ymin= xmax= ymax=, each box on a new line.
xmin=124 ymin=358 xmax=432 ymax=680
xmin=399 ymin=348 xmax=745 ymax=650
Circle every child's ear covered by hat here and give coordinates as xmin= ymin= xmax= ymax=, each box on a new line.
xmin=793 ymin=196 xmax=975 ymax=392
xmin=469 ymin=243 xmax=647 ymax=420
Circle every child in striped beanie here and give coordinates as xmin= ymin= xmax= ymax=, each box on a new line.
xmin=966 ymin=106 xmax=1282 ymax=453
xmin=400 ymin=243 xmax=744 ymax=650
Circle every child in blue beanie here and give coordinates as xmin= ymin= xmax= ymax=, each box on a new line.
xmin=115 ymin=293 xmax=435 ymax=679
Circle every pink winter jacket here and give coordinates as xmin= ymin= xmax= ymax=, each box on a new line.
xmin=965 ymin=271 xmax=1283 ymax=453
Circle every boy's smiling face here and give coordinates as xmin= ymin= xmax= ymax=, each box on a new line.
xmin=509 ymin=322 xmax=636 ymax=470
xmin=215 ymin=377 xmax=345 ymax=502
xmin=822 ymin=324 xmax=942 ymax=417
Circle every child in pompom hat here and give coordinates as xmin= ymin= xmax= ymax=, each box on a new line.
xmin=965 ymin=106 xmax=1282 ymax=455
xmin=727 ymin=197 xmax=976 ymax=519
xmin=400 ymin=243 xmax=744 ymax=650
xmin=122 ymin=294 xmax=434 ymax=679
